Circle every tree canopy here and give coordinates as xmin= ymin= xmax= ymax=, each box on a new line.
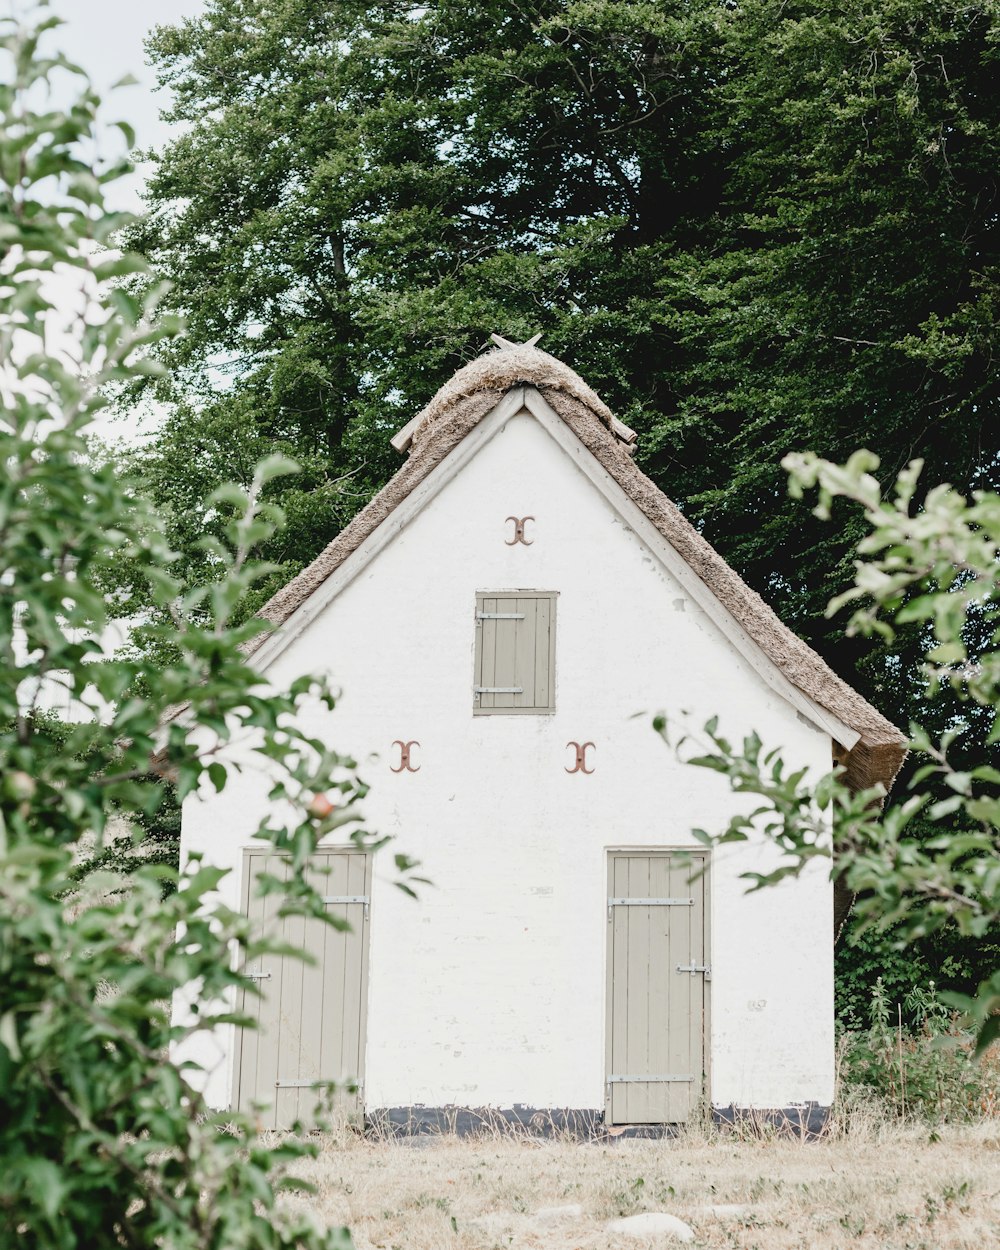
xmin=132 ymin=0 xmax=1000 ymax=731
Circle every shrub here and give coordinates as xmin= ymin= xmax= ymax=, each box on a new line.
xmin=0 ymin=12 xmax=410 ymax=1246
xmin=838 ymin=980 xmax=1000 ymax=1122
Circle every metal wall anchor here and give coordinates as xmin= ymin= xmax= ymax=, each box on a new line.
xmin=390 ymin=740 xmax=420 ymax=772
xmin=505 ymin=515 xmax=535 ymax=545
xmin=566 ymin=741 xmax=595 ymax=774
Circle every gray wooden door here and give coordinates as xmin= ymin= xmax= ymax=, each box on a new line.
xmin=233 ymin=847 xmax=371 ymax=1129
xmin=605 ymin=850 xmax=709 ymax=1124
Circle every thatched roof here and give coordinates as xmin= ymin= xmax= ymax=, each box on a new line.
xmin=252 ymin=343 xmax=906 ymax=795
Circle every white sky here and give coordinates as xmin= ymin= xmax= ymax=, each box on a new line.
xmin=48 ymin=0 xmax=208 ymax=213
xmin=17 ymin=2 xmax=210 ymax=439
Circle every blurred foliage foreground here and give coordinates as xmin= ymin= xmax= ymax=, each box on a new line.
xmin=0 ymin=12 xmax=428 ymax=1246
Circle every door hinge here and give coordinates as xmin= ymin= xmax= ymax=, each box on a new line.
xmin=607 ymin=897 xmax=693 ymax=920
xmin=607 ymin=1074 xmax=694 ymax=1084
xmin=676 ymin=962 xmax=711 ymax=980
xmin=275 ymin=1077 xmax=364 ymax=1090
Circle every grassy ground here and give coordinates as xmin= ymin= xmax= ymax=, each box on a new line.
xmin=282 ymin=1119 xmax=1000 ymax=1249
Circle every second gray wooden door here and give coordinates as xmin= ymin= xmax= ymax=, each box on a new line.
xmin=606 ymin=851 xmax=709 ymax=1124
xmin=233 ymin=848 xmax=371 ymax=1129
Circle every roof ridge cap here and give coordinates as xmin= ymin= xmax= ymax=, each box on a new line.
xmin=401 ymin=345 xmax=615 ymax=452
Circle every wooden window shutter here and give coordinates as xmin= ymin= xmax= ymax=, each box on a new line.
xmin=473 ymin=591 xmax=557 ymax=715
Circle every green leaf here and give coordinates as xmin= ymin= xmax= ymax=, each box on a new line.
xmin=21 ymin=1158 xmax=66 ymax=1222
xmin=0 ymin=1013 xmax=21 ymax=1061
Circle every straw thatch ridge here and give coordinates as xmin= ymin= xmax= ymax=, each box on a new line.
xmin=250 ymin=345 xmax=906 ymax=795
xmin=409 ymin=343 xmax=616 ymax=439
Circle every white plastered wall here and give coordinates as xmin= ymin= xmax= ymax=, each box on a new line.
xmin=178 ymin=401 xmax=835 ymax=1114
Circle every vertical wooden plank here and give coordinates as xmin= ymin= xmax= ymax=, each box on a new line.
xmin=274 ymin=864 xmax=306 ymax=1128
xmin=513 ymin=597 xmax=536 ymax=709
xmin=353 ymin=851 xmax=372 ymax=1122
xmin=647 ymin=854 xmax=671 ymax=1122
xmin=487 ymin=597 xmax=497 ymax=710
xmin=233 ymin=850 xmax=260 ymax=1113
xmin=253 ymin=854 xmax=289 ymax=1128
xmin=474 ymin=594 xmax=485 ymax=710
xmin=482 ymin=596 xmax=497 ymax=710
xmin=494 ymin=596 xmax=517 ymax=708
xmin=668 ymin=855 xmax=694 ymax=1122
xmin=670 ymin=854 xmax=688 ymax=1124
xmin=339 ymin=853 xmax=367 ymax=1114
xmin=320 ymin=851 xmax=349 ymax=1114
xmin=534 ymin=595 xmax=550 ymax=710
xmin=701 ymin=853 xmax=711 ymax=1120
xmin=610 ymin=854 xmax=631 ymax=1125
xmin=628 ymin=856 xmax=653 ymax=1122
xmin=546 ymin=593 xmax=556 ymax=712
xmin=296 ymin=853 xmax=330 ymax=1124
xmin=604 ymin=854 xmax=615 ymax=1124
xmin=306 ymin=852 xmax=333 ymax=1124
xmin=688 ymin=853 xmax=706 ymax=1121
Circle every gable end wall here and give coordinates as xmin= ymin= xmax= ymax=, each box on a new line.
xmin=178 ymin=407 xmax=835 ymax=1114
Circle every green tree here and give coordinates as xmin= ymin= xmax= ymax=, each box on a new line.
xmin=660 ymin=450 xmax=1000 ymax=1052
xmin=0 ymin=12 xmax=406 ymax=1244
xmin=128 ymin=0 xmax=1000 ymax=728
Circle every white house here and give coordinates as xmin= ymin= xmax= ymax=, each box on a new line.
xmin=175 ymin=338 xmax=905 ymax=1133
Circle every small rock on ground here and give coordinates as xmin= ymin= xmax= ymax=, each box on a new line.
xmin=606 ymin=1212 xmax=695 ymax=1243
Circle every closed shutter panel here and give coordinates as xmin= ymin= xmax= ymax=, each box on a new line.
xmin=474 ymin=591 xmax=556 ymax=714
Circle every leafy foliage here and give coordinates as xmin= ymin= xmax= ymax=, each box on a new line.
xmin=835 ymin=922 xmax=1000 ymax=1033
xmin=660 ymin=449 xmax=1000 ymax=1052
xmin=72 ymin=774 xmax=182 ymax=893
xmin=838 ymin=980 xmax=996 ymax=1123
xmin=0 ymin=12 xmax=412 ymax=1245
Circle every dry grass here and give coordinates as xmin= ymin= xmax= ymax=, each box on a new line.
xmin=279 ymin=1119 xmax=1000 ymax=1249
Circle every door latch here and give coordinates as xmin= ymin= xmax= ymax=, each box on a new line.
xmin=676 ymin=963 xmax=711 ymax=980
